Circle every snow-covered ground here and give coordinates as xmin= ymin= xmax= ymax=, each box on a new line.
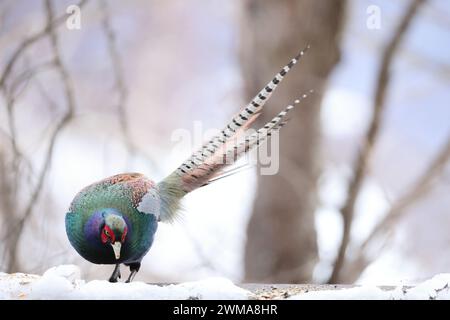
xmin=1 ymin=265 xmax=450 ymax=300
xmin=292 ymin=274 xmax=450 ymax=300
xmin=0 ymin=265 xmax=250 ymax=300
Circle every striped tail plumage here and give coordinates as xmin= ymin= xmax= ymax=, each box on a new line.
xmin=157 ymin=46 xmax=311 ymax=222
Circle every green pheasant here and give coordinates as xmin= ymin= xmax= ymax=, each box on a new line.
xmin=65 ymin=46 xmax=311 ymax=282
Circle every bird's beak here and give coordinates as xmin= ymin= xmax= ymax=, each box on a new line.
xmin=111 ymin=242 xmax=121 ymax=260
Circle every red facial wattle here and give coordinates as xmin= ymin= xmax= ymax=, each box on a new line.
xmin=121 ymin=227 xmax=128 ymax=242
xmin=101 ymin=225 xmax=116 ymax=244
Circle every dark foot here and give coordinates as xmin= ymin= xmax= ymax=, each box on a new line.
xmin=108 ymin=264 xmax=121 ymax=283
xmin=125 ymin=262 xmax=140 ymax=283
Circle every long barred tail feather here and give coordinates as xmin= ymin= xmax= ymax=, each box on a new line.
xmin=203 ymin=163 xmax=254 ymax=186
xmin=179 ymin=91 xmax=312 ymax=192
xmin=176 ymin=45 xmax=310 ymax=176
xmin=201 ymin=120 xmax=289 ymax=187
xmin=157 ymin=48 xmax=312 ymax=223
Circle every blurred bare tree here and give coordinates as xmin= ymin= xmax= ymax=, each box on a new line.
xmin=0 ymin=0 xmax=142 ymax=273
xmin=0 ymin=0 xmax=87 ymax=273
xmin=328 ymin=0 xmax=450 ymax=283
xmin=240 ymin=0 xmax=346 ymax=283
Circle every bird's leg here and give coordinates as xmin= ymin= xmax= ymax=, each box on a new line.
xmin=109 ymin=264 xmax=121 ymax=282
xmin=125 ymin=262 xmax=141 ymax=283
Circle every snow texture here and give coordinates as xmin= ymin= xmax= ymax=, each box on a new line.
xmin=0 ymin=265 xmax=250 ymax=300
xmin=290 ymin=274 xmax=450 ymax=300
xmin=1 ymin=265 xmax=450 ymax=300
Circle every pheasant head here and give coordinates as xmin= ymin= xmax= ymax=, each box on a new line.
xmin=100 ymin=211 xmax=128 ymax=260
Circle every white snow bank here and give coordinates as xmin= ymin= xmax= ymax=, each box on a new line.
xmin=0 ymin=265 xmax=251 ymax=300
xmin=2 ymin=266 xmax=450 ymax=300
xmin=290 ymin=274 xmax=450 ymax=300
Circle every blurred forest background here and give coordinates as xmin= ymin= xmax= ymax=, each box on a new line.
xmin=0 ymin=0 xmax=449 ymax=285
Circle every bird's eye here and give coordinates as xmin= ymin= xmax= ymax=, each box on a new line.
xmin=102 ymin=226 xmax=116 ymax=243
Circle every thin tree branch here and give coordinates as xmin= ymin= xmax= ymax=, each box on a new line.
xmin=100 ymin=0 xmax=160 ymax=172
xmin=1 ymin=58 xmax=47 ymax=201
xmin=19 ymin=0 xmax=76 ymax=241
xmin=100 ymin=0 xmax=129 ymax=137
xmin=0 ymin=0 xmax=88 ymax=89
xmin=6 ymin=0 xmax=77 ymax=272
xmin=8 ymin=60 xmax=56 ymax=97
xmin=340 ymin=136 xmax=450 ymax=282
xmin=363 ymin=137 xmax=450 ymax=250
xmin=328 ymin=0 xmax=427 ymax=284
xmin=0 ymin=61 xmax=56 ymax=206
xmin=3 ymin=59 xmax=56 ymax=165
